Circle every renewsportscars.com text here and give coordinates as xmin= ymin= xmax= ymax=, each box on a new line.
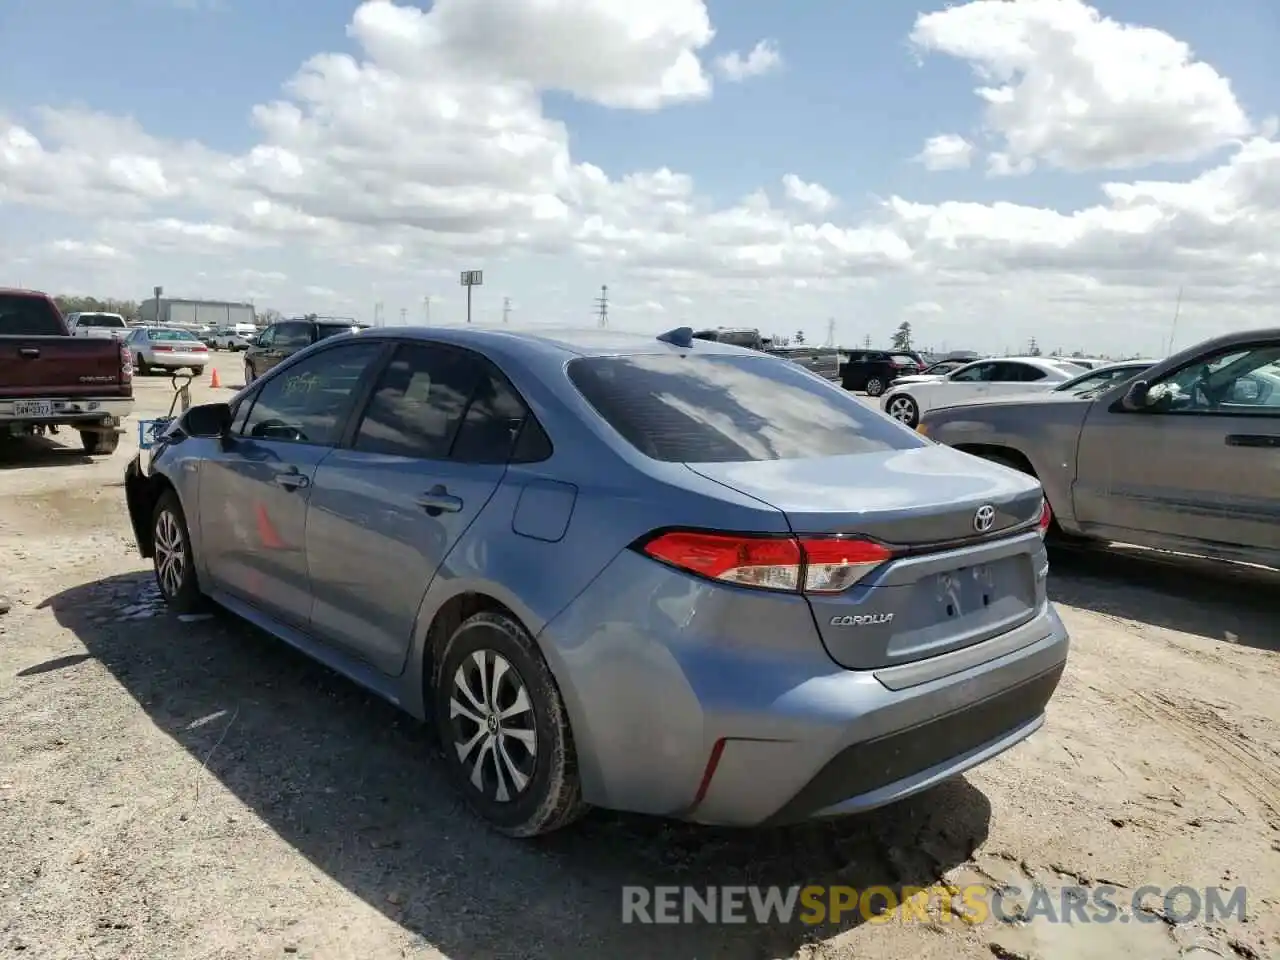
xmin=621 ymin=884 xmax=1248 ymax=926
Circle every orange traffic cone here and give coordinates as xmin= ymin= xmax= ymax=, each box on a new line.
xmin=210 ymin=367 xmax=222 ymax=388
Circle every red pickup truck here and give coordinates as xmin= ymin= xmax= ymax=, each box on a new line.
xmin=0 ymin=289 xmax=134 ymax=455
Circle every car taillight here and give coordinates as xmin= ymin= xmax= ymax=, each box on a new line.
xmin=192 ymin=344 xmax=208 ymax=352
xmin=118 ymin=341 xmax=132 ymax=383
xmin=638 ymin=530 xmax=893 ymax=594
xmin=152 ymin=345 xmax=173 ymax=352
xmin=1037 ymin=498 xmax=1052 ymax=538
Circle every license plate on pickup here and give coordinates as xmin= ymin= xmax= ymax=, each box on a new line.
xmin=14 ymin=400 xmax=54 ymax=418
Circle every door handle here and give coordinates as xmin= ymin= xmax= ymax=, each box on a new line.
xmin=274 ymin=472 xmax=311 ymax=490
xmin=1225 ymin=434 xmax=1280 ymax=448
xmin=18 ymin=347 xmax=39 ymax=358
xmin=415 ymin=485 xmax=463 ymax=516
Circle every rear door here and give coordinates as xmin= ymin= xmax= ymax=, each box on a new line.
xmin=567 ymin=352 xmax=1047 ymax=671
xmin=984 ymin=361 xmax=1051 ymax=398
xmin=196 ymin=339 xmax=387 ymax=627
xmin=305 ymin=342 xmax=518 ymax=674
xmin=262 ymin=321 xmax=311 ymax=373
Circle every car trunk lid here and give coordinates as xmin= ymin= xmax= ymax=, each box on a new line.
xmin=687 ymin=445 xmax=1047 ymax=670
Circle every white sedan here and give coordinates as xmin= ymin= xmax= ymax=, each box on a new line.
xmin=880 ymin=356 xmax=1084 ymax=427
xmin=125 ymin=326 xmax=210 ymax=376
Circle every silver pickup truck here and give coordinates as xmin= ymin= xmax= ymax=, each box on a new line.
xmin=918 ymin=328 xmax=1280 ymax=569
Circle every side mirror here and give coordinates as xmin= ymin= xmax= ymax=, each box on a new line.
xmin=183 ymin=402 xmax=232 ymax=439
xmin=1120 ymin=380 xmax=1151 ymax=411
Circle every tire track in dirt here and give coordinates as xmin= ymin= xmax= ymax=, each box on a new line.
xmin=1122 ymin=689 xmax=1280 ymax=825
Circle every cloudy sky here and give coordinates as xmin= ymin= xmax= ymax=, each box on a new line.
xmin=2 ymin=0 xmax=1278 ymax=354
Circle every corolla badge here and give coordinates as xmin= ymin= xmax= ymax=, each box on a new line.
xmin=829 ymin=613 xmax=894 ymax=626
xmin=973 ymin=504 xmax=996 ymax=533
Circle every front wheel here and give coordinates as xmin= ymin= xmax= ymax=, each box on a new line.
xmin=435 ymin=611 xmax=588 ymax=837
xmin=865 ymin=377 xmax=885 ymax=397
xmin=151 ymin=490 xmax=204 ymax=613
xmin=885 ymin=394 xmax=919 ymax=427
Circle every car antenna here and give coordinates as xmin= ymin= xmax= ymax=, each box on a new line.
xmin=656 ymin=326 xmax=694 ymax=348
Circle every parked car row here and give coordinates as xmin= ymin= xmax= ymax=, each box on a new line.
xmin=878 ymin=356 xmax=1088 ymax=427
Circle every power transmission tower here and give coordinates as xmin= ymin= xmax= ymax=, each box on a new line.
xmin=373 ymin=302 xmax=384 ymax=326
xmin=502 ymin=297 xmax=511 ymax=324
xmin=400 ymin=308 xmax=407 ymax=325
xmin=825 ymin=317 xmax=835 ymax=347
xmin=422 ymin=296 xmax=431 ymax=323
xmin=595 ymin=285 xmax=609 ymax=328
xmin=863 ymin=334 xmax=872 ymax=349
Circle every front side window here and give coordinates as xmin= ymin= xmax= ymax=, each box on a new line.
xmin=567 ymin=353 xmax=922 ymax=463
xmin=242 ymin=342 xmax=383 ymax=444
xmin=1146 ymin=344 xmax=1280 ymax=414
xmin=272 ymin=322 xmax=313 ymax=348
xmin=949 ymin=362 xmax=995 ymax=382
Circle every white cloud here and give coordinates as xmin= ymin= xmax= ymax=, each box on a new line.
xmin=910 ymin=0 xmax=1252 ymax=171
xmin=914 ymin=134 xmax=974 ymax=171
xmin=715 ymin=40 xmax=782 ymax=82
xmin=781 ymin=175 xmax=836 ymax=214
xmin=2 ymin=0 xmax=1279 ymax=352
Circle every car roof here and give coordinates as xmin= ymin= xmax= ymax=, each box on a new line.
xmin=351 ymin=325 xmax=757 ymax=360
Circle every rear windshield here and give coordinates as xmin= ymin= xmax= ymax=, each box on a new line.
xmin=567 ymin=354 xmax=921 ymax=462
xmin=889 ymin=354 xmax=918 ymax=365
xmin=0 ymin=294 xmax=65 ymax=336
xmin=151 ymin=328 xmax=200 ymax=342
xmin=80 ymin=314 xmax=126 ymax=327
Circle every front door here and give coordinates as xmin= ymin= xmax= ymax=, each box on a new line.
xmin=1074 ymin=339 xmax=1280 ymax=553
xmin=197 ymin=339 xmax=386 ymax=626
xmin=305 ymin=342 xmax=527 ymax=675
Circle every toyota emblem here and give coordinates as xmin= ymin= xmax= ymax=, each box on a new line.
xmin=973 ymin=504 xmax=996 ymax=533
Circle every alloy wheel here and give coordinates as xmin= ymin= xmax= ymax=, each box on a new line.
xmin=449 ymin=650 xmax=538 ymax=803
xmin=153 ymin=509 xmax=186 ymax=599
xmin=887 ymin=396 xmax=917 ymax=423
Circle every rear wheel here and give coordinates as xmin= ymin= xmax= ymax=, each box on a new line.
xmin=865 ymin=377 xmax=885 ymax=397
xmin=973 ymin=451 xmax=1084 ymax=544
xmin=435 ymin=611 xmax=588 ymax=837
xmin=151 ymin=490 xmax=204 ymax=613
xmin=80 ymin=431 xmax=119 ymax=456
xmin=137 ymin=355 xmax=151 ymax=376
xmin=885 ymin=393 xmax=919 ymax=427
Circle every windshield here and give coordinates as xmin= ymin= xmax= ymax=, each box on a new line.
xmin=1054 ymin=364 xmax=1149 ymax=395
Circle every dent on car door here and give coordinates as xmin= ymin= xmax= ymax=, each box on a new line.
xmin=1074 ymin=342 xmax=1280 ymax=555
xmin=195 ymin=340 xmax=387 ymax=627
xmin=305 ymin=343 xmax=521 ymax=675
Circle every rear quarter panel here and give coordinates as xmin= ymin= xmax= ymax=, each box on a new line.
xmin=924 ymin=400 xmax=1094 ymax=529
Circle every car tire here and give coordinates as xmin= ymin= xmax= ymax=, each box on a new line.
xmin=865 ymin=377 xmax=885 ymax=397
xmin=885 ymin=393 xmax=919 ymax=427
xmin=151 ymin=490 xmax=204 ymax=614
xmin=80 ymin=431 xmax=120 ymax=456
xmin=137 ymin=355 xmax=151 ymax=376
xmin=435 ymin=610 xmax=588 ymax=838
xmin=191 ymin=366 xmax=205 ymax=376
xmin=975 ymin=452 xmax=1084 ymax=544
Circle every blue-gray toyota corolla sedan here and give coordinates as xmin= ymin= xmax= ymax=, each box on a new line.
xmin=123 ymin=325 xmax=1069 ymax=837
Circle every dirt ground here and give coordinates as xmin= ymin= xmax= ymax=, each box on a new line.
xmin=1 ymin=353 xmax=1277 ymax=960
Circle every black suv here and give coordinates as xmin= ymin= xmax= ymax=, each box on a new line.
xmin=839 ymin=350 xmax=925 ymax=396
xmin=243 ymin=317 xmax=370 ymax=384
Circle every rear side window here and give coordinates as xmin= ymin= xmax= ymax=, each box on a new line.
xmin=353 ymin=344 xmax=479 ymax=459
xmin=316 ymin=324 xmax=366 ymax=341
xmin=567 ymin=354 xmax=921 ymax=463
xmin=273 ymin=322 xmax=312 ymax=348
xmin=0 ymin=294 xmax=65 ymax=336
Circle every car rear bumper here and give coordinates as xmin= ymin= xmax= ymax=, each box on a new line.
xmin=144 ymin=354 xmax=207 ymax=367
xmin=0 ymin=396 xmax=134 ymax=432
xmin=538 ymin=549 xmax=1069 ymax=826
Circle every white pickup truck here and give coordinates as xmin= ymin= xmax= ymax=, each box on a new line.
xmin=66 ymin=312 xmax=130 ymax=340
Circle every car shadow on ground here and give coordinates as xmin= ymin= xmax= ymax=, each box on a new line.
xmin=1048 ymin=542 xmax=1280 ymax=653
xmin=42 ymin=572 xmax=992 ymax=960
xmin=0 ymin=434 xmax=93 ymax=469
